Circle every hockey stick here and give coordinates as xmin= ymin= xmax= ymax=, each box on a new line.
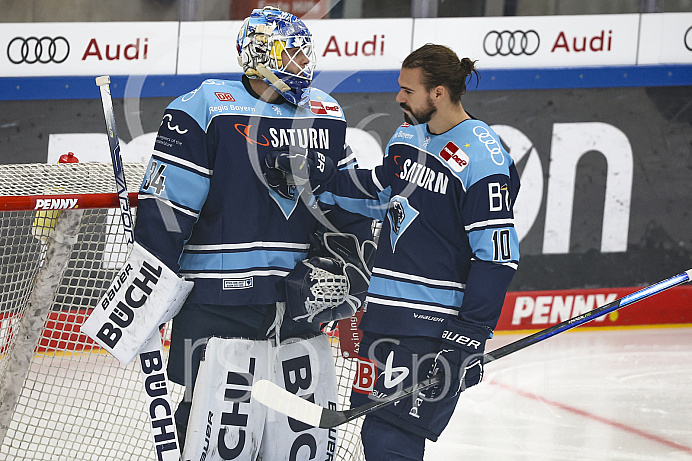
xmin=95 ymin=75 xmax=134 ymax=245
xmin=96 ymin=76 xmax=182 ymax=461
xmin=253 ymin=269 xmax=692 ymax=429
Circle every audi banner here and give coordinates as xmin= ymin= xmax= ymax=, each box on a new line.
xmin=2 ymin=13 xmax=692 ymax=77
xmin=176 ymin=18 xmax=414 ymax=74
xmin=0 ymin=22 xmax=178 ymax=77
xmin=413 ymin=14 xmax=640 ymax=68
xmin=639 ymin=12 xmax=692 ymax=64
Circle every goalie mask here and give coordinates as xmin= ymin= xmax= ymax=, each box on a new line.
xmin=237 ymin=6 xmax=316 ymax=107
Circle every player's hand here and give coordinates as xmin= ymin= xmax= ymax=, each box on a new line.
xmin=265 ymin=149 xmax=335 ymax=194
xmin=426 ymin=319 xmax=487 ymax=398
xmin=262 ymin=154 xmax=296 ymax=200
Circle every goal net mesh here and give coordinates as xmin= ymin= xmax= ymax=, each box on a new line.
xmin=0 ymin=162 xmax=363 ymax=461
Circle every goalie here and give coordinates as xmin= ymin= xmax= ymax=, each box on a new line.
xmin=83 ymin=6 xmax=378 ymax=461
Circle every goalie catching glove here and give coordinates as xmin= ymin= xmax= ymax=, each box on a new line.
xmin=285 ymin=233 xmax=376 ymax=324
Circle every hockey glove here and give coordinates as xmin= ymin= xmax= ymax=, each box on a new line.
xmin=284 ymin=256 xmax=353 ymax=323
xmin=262 ymin=153 xmax=297 ymax=200
xmin=322 ymin=232 xmax=374 ymax=305
xmin=265 ymin=148 xmax=335 ymax=195
xmin=285 ymin=233 xmax=376 ymax=324
xmin=426 ymin=318 xmax=488 ymax=399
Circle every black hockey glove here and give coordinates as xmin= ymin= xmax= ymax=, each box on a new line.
xmin=426 ymin=318 xmax=488 ymax=399
xmin=264 ymin=148 xmax=335 ymax=195
xmin=284 ymin=233 xmax=376 ymax=324
xmin=284 ymin=256 xmax=355 ymax=324
xmin=262 ymin=153 xmax=297 ymax=200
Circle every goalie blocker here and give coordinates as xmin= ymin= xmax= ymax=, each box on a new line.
xmin=82 ymin=242 xmax=194 ymax=364
xmin=284 ymin=233 xmax=376 ymax=324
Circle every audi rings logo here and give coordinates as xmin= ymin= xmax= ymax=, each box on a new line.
xmin=685 ymin=26 xmax=692 ymax=52
xmin=483 ymin=30 xmax=540 ymax=56
xmin=7 ymin=36 xmax=70 ymax=64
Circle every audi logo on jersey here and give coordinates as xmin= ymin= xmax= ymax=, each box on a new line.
xmin=7 ymin=36 xmax=70 ymax=64
xmin=483 ymin=30 xmax=540 ymax=56
xmin=685 ymin=26 xmax=692 ymax=51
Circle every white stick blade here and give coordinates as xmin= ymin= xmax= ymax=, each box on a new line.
xmin=252 ymin=379 xmax=323 ymax=427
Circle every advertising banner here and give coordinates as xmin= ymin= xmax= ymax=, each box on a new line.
xmin=497 ymin=285 xmax=692 ymax=331
xmin=0 ymin=22 xmax=179 ymax=77
xmin=304 ymin=18 xmax=413 ymax=71
xmin=176 ymin=18 xmax=413 ymax=74
xmin=638 ymin=12 xmax=692 ymax=64
xmin=2 ymin=13 xmax=692 ymax=78
xmin=177 ymin=21 xmax=244 ymax=74
xmin=412 ymin=14 xmax=640 ymax=69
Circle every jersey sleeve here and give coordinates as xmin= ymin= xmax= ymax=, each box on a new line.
xmin=134 ymin=103 xmax=212 ymax=272
xmin=317 ymin=143 xmax=394 ymax=221
xmin=313 ymin=142 xmax=380 ymax=247
xmin=458 ymin=159 xmax=521 ymax=331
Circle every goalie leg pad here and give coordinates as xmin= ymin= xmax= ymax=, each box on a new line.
xmin=182 ymin=337 xmax=271 ymax=461
xmin=183 ymin=335 xmax=338 ymax=461
xmin=259 ymin=334 xmax=339 ymax=461
xmin=82 ymin=242 xmax=194 ymax=365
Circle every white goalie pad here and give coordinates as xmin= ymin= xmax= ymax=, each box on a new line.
xmin=82 ymin=242 xmax=194 ymax=365
xmin=183 ymin=337 xmax=271 ymax=461
xmin=183 ymin=335 xmax=338 ymax=461
xmin=259 ymin=334 xmax=339 ymax=461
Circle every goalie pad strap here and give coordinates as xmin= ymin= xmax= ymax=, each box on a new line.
xmin=82 ymin=242 xmax=194 ymax=365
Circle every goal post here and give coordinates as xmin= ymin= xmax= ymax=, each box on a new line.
xmin=0 ymin=162 xmax=364 ymax=461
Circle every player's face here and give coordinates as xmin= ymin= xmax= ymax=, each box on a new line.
xmin=282 ymin=46 xmax=310 ymax=76
xmin=396 ymin=67 xmax=436 ymax=125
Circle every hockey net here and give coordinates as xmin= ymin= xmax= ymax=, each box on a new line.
xmin=0 ymin=162 xmax=364 ymax=461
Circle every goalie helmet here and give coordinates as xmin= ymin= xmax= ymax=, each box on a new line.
xmin=236 ymin=6 xmax=316 ymax=107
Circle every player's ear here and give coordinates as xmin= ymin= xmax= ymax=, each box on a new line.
xmin=431 ymin=85 xmax=445 ymax=102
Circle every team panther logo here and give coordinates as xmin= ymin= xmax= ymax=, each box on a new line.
xmin=388 ymin=196 xmax=418 ymax=252
xmin=389 ymin=200 xmax=405 ymax=234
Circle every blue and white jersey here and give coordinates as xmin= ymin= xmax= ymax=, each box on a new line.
xmin=320 ymin=119 xmax=520 ymax=337
xmin=135 ymin=78 xmax=360 ymax=306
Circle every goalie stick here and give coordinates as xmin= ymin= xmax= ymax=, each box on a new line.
xmin=96 ymin=76 xmax=182 ymax=461
xmin=253 ymin=268 xmax=692 ymax=429
xmin=95 ymin=75 xmax=134 ymax=245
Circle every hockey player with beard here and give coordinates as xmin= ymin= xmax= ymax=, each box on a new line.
xmin=267 ymin=44 xmax=520 ymax=460
xmin=132 ymin=6 xmax=374 ymax=460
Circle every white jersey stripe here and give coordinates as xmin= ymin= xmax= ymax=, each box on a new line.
xmin=465 ymin=218 xmax=515 ymax=232
xmin=338 ymin=152 xmax=358 ymax=168
xmin=365 ymin=295 xmax=460 ymax=316
xmin=372 ymin=267 xmax=465 ymax=289
xmin=372 ymin=169 xmax=385 ymax=192
xmin=184 ymin=242 xmax=310 ymax=251
xmin=153 ymin=150 xmax=213 ymax=176
xmin=182 ymin=269 xmax=291 ymax=278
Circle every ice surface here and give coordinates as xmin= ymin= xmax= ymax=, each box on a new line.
xmin=427 ymin=327 xmax=692 ymax=461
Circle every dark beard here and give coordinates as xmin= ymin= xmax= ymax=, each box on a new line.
xmin=401 ymin=103 xmax=435 ymax=125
